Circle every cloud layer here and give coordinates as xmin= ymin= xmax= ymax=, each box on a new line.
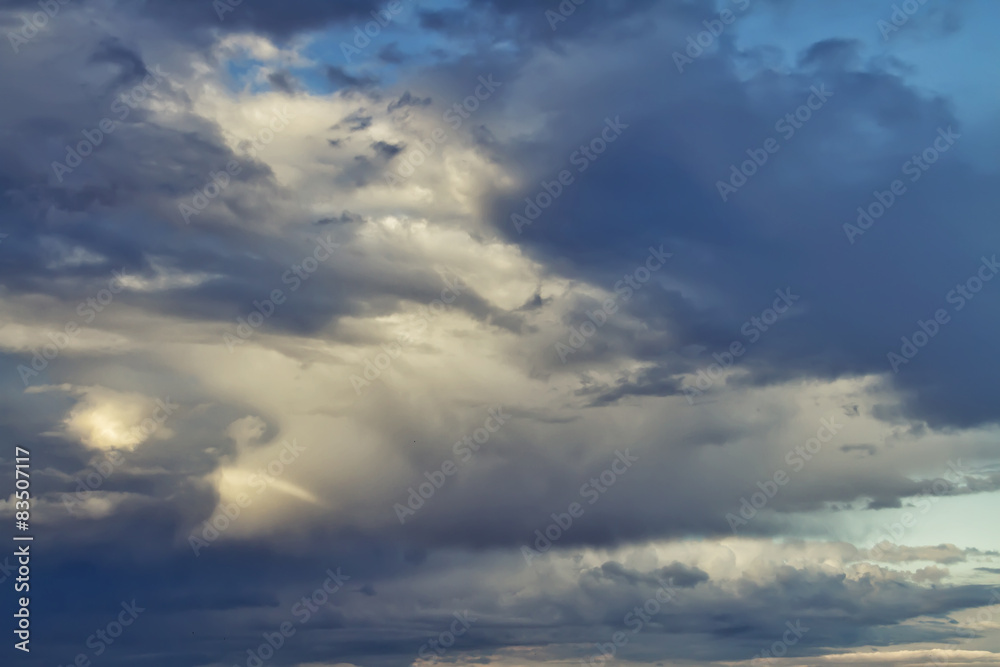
xmin=1 ymin=0 xmax=999 ymax=665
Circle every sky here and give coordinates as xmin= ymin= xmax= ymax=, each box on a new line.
xmin=1 ymin=0 xmax=999 ymax=665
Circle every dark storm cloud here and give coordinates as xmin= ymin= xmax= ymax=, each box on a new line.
xmin=841 ymin=443 xmax=878 ymax=457
xmin=478 ymin=6 xmax=1000 ymax=430
xmin=377 ymin=42 xmax=406 ymax=64
xmin=326 ymin=65 xmax=378 ymax=90
xmin=118 ymin=0 xmax=389 ymax=39
xmin=417 ymin=0 xmax=663 ymax=44
xmin=1 ymin=0 xmax=665 ymax=46
xmin=579 ymin=364 xmax=686 ymax=406
xmin=387 ymin=90 xmax=432 ymax=113
xmin=594 ymin=560 xmax=710 ymax=588
xmin=316 ymin=210 xmax=365 ymax=226
xmin=371 ymin=139 xmax=405 ymax=159
xmin=88 ymin=37 xmax=150 ymax=87
xmin=338 ymin=110 xmax=373 ymax=132
xmin=0 ymin=0 xmax=991 ymax=557
xmin=17 ymin=507 xmax=998 ymax=667
xmin=799 ymin=37 xmax=865 ymax=70
xmin=267 ymin=70 xmax=300 ymax=95
xmin=375 ymin=407 xmax=992 ymax=551
xmin=417 ymin=8 xmax=476 ymax=35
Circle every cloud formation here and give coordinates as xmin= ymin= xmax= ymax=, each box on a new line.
xmin=1 ymin=0 xmax=999 ymax=665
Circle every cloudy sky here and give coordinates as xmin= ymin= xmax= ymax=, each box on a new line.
xmin=1 ymin=0 xmax=999 ymax=665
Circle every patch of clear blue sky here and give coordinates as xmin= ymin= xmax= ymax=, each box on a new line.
xmin=777 ymin=490 xmax=1000 ymax=575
